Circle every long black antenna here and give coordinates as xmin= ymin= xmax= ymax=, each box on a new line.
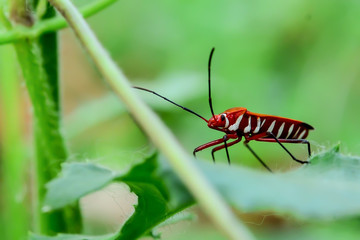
xmin=208 ymin=48 xmax=216 ymax=119
xmin=133 ymin=86 xmax=208 ymax=123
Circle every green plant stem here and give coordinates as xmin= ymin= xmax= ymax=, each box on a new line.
xmin=14 ymin=37 xmax=68 ymax=235
xmin=0 ymin=0 xmax=118 ymax=44
xmin=48 ymin=0 xmax=255 ymax=239
xmin=8 ymin=0 xmax=81 ymax=234
xmin=0 ymin=43 xmax=28 ymax=240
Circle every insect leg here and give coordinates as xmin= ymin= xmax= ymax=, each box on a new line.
xmin=223 ymin=139 xmax=230 ymax=165
xmin=193 ymin=137 xmax=227 ymax=158
xmin=243 ymin=141 xmax=272 ymax=172
xmin=193 ymin=134 xmax=238 ymax=162
xmin=256 ymin=138 xmax=312 ymax=157
xmin=211 ymin=137 xmax=242 ymax=164
xmin=257 ymin=132 xmax=309 ymax=164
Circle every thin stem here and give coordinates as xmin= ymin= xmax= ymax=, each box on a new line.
xmin=47 ymin=0 xmax=255 ymax=239
xmin=0 ymin=0 xmax=118 ymax=44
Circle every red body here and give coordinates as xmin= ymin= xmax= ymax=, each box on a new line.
xmin=192 ymin=106 xmax=314 ymax=170
xmin=207 ymin=107 xmax=314 ymax=140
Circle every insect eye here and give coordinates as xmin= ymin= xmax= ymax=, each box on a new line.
xmin=221 ymin=114 xmax=225 ymax=121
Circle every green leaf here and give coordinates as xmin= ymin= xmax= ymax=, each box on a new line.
xmin=43 ymin=162 xmax=118 ymax=211
xmin=258 ymin=219 xmax=360 ymax=240
xmin=44 ymin=154 xmax=193 ymax=239
xmin=115 ymin=154 xmax=192 ymax=240
xmin=43 ymin=146 xmax=360 ymax=239
xmin=202 ymin=145 xmax=360 ymax=219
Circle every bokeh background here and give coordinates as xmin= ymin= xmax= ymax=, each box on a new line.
xmin=9 ymin=0 xmax=360 ymax=239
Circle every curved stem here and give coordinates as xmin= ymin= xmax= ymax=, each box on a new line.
xmin=0 ymin=0 xmax=118 ymax=44
xmin=47 ymin=0 xmax=255 ymax=239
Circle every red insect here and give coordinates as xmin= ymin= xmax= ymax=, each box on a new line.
xmin=134 ymin=48 xmax=314 ymax=172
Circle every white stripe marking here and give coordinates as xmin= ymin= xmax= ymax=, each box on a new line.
xmin=244 ymin=116 xmax=252 ymax=133
xmin=286 ymin=124 xmax=294 ymax=139
xmin=224 ymin=114 xmax=229 ymax=128
xmin=276 ymin=122 xmax=285 ymax=138
xmin=267 ymin=120 xmax=276 ymax=133
xmin=253 ymin=117 xmax=261 ymax=133
xmin=261 ymin=119 xmax=266 ymax=127
xmin=298 ymin=129 xmax=307 ymax=139
xmin=228 ymin=114 xmax=244 ymax=131
xmin=293 ymin=127 xmax=301 ymax=138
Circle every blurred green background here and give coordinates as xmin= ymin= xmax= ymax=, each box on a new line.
xmin=67 ymin=0 xmax=360 ymax=167
xmin=5 ymin=0 xmax=360 ymax=239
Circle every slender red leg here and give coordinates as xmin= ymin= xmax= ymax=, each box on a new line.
xmin=193 ymin=138 xmax=228 ymax=157
xmin=244 ymin=132 xmax=310 ymax=167
xmin=256 ymin=132 xmax=310 ymax=164
xmin=193 ymin=134 xmax=238 ymax=163
xmin=255 ymin=138 xmax=311 ymax=157
xmin=211 ymin=137 xmax=242 ymax=164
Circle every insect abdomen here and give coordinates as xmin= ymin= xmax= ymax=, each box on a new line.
xmin=240 ymin=112 xmax=314 ymax=139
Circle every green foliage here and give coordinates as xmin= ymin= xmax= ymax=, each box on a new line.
xmin=13 ymin=27 xmax=74 ymax=235
xmin=2 ymin=0 xmax=360 ymax=239
xmin=42 ymin=154 xmax=192 ymax=239
xmin=0 ymin=0 xmax=120 ymax=237
xmin=44 ymin=162 xmax=117 ymax=211
xmin=203 ymin=145 xmax=360 ymax=219
xmin=36 ymin=146 xmax=360 ymax=239
xmin=0 ymin=43 xmax=28 ymax=240
xmin=0 ymin=0 xmax=118 ymax=44
xmin=257 ymin=219 xmax=360 ymax=240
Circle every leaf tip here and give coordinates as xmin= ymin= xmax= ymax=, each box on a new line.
xmin=332 ymin=143 xmax=341 ymax=153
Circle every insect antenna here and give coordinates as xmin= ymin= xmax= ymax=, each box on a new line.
xmin=133 ymin=86 xmax=208 ymax=123
xmin=208 ymin=47 xmax=216 ymax=119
